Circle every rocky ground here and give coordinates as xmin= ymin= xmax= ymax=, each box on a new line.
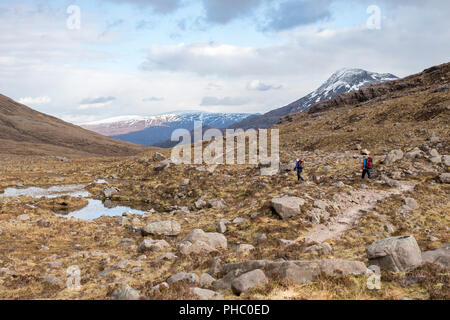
xmin=0 ymin=65 xmax=449 ymax=300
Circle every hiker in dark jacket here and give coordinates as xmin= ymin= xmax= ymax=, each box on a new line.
xmin=294 ymin=158 xmax=304 ymax=181
xmin=362 ymin=155 xmax=373 ymax=179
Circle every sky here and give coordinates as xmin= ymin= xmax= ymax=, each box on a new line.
xmin=0 ymin=0 xmax=449 ymax=124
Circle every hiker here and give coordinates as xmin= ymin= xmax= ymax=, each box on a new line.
xmin=294 ymin=158 xmax=305 ymax=181
xmin=362 ymin=155 xmax=373 ymax=179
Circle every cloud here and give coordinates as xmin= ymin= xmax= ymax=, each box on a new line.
xmin=100 ymin=0 xmax=182 ymax=14
xmin=80 ymin=96 xmax=116 ymax=104
xmin=262 ymin=0 xmax=334 ymax=31
xmin=18 ymin=96 xmax=52 ymax=106
xmin=142 ymin=96 xmax=164 ymax=102
xmin=247 ymin=80 xmax=282 ymax=91
xmin=201 ymin=0 xmax=263 ymax=24
xmin=200 ymin=96 xmax=250 ymax=106
xmin=78 ymin=96 xmax=116 ymax=110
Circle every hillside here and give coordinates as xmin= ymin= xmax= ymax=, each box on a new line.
xmin=0 ymin=62 xmax=448 ymax=300
xmin=0 ymin=94 xmax=148 ymax=157
xmin=229 ymin=68 xmax=397 ymax=130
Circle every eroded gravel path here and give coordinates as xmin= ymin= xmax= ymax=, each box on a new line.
xmin=300 ymin=181 xmax=415 ymax=244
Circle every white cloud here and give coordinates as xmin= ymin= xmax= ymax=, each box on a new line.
xmin=247 ymin=80 xmax=282 ymax=91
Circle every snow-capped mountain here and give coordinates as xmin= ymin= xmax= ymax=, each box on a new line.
xmin=81 ymin=111 xmax=257 ymax=146
xmin=288 ymin=68 xmax=398 ymax=114
xmin=229 ymin=68 xmax=398 ymax=130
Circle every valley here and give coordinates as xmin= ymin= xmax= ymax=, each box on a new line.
xmin=0 ymin=63 xmax=448 ymax=300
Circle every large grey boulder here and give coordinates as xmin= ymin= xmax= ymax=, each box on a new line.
xmin=384 ymin=149 xmax=404 ymax=165
xmin=271 ymin=196 xmax=305 ymax=219
xmin=266 ymin=259 xmax=367 ymax=284
xmin=137 ymin=239 xmax=170 ymax=253
xmin=231 ymin=269 xmax=268 ymax=295
xmin=422 ymin=243 xmax=450 ymax=268
xmin=141 ymin=220 xmax=181 ymax=236
xmin=366 ymin=236 xmax=422 ymax=272
xmin=177 ymin=229 xmax=227 ymax=255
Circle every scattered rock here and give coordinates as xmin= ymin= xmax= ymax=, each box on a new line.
xmin=271 ymin=196 xmax=305 ymax=219
xmin=366 ymin=236 xmax=422 ymax=272
xmin=154 ymin=159 xmax=172 ymax=172
xmin=137 ymin=239 xmax=170 ymax=253
xmin=40 ymin=276 xmax=62 ymax=286
xmin=141 ymin=220 xmax=181 ymax=236
xmin=190 ymin=287 xmax=224 ymax=300
xmin=199 ymin=273 xmax=216 ymax=287
xmin=384 ymin=149 xmax=404 ymax=165
xmin=111 ymin=284 xmax=142 ymax=300
xmin=232 ymin=217 xmax=245 ymax=224
xmin=177 ymin=229 xmax=227 ymax=255
xmin=208 ymin=199 xmax=226 ymax=209
xmin=236 ymin=244 xmax=255 ymax=254
xmin=305 ymin=243 xmax=333 ymax=255
xmin=103 ymin=187 xmax=119 ymax=198
xmin=403 ymin=198 xmax=419 ymax=210
xmin=254 ymin=233 xmax=267 ymax=243
xmin=231 ymin=269 xmax=268 ymax=295
xmin=152 ymin=252 xmax=178 ymax=262
xmin=422 ymin=243 xmax=449 ymax=268
xmin=209 ymin=257 xmax=223 ymax=276
xmin=152 ymin=152 xmax=166 ymax=161
xmin=167 ymin=272 xmax=199 ymax=285
xmin=439 ymin=173 xmax=450 ymax=184
xmin=216 ymin=221 xmax=227 ymax=234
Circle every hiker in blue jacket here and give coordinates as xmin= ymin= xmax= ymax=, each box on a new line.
xmin=294 ymin=158 xmax=304 ymax=181
xmin=362 ymin=155 xmax=373 ymax=179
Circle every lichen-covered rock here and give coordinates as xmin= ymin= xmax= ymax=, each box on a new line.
xmin=271 ymin=196 xmax=305 ymax=219
xmin=177 ymin=229 xmax=227 ymax=255
xmin=384 ymin=149 xmax=404 ymax=165
xmin=231 ymin=269 xmax=268 ymax=295
xmin=141 ymin=220 xmax=181 ymax=236
xmin=366 ymin=236 xmax=422 ymax=272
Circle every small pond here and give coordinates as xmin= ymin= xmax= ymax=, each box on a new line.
xmin=0 ymin=184 xmax=146 ymax=220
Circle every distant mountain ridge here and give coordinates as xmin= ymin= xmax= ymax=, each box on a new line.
xmin=229 ymin=68 xmax=398 ymax=130
xmin=82 ymin=111 xmax=258 ymax=146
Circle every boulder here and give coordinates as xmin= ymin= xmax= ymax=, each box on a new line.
xmin=421 ymin=243 xmax=449 ymax=268
xmin=141 ymin=220 xmax=181 ymax=236
xmin=443 ymin=155 xmax=450 ymax=167
xmin=235 ymin=244 xmax=255 ymax=254
xmin=152 ymin=152 xmax=166 ymax=161
xmin=167 ymin=272 xmax=199 ymax=285
xmin=439 ymin=173 xmax=450 ymax=184
xmin=216 ymin=221 xmax=227 ymax=233
xmin=405 ymin=147 xmax=423 ymax=159
xmin=154 ymin=159 xmax=171 ymax=172
xmin=137 ymin=239 xmax=170 ymax=253
xmin=271 ymin=196 xmax=305 ymax=219
xmin=103 ymin=187 xmax=119 ymax=198
xmin=177 ymin=229 xmax=227 ymax=255
xmin=231 ymin=269 xmax=268 ymax=295
xmin=199 ymin=273 xmax=216 ymax=287
xmin=208 ymin=199 xmax=226 ymax=209
xmin=384 ymin=149 xmax=404 ymax=165
xmin=111 ymin=284 xmax=142 ymax=300
xmin=366 ymin=236 xmax=422 ymax=272
xmin=403 ymin=198 xmax=419 ymax=210
xmin=190 ymin=287 xmax=224 ymax=300
xmin=361 ymin=149 xmax=370 ymax=155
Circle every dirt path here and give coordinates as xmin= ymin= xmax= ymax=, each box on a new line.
xmin=300 ymin=181 xmax=415 ymax=244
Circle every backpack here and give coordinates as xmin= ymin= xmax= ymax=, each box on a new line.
xmin=366 ymin=157 xmax=373 ymax=169
xmin=298 ymin=160 xmax=304 ymax=169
